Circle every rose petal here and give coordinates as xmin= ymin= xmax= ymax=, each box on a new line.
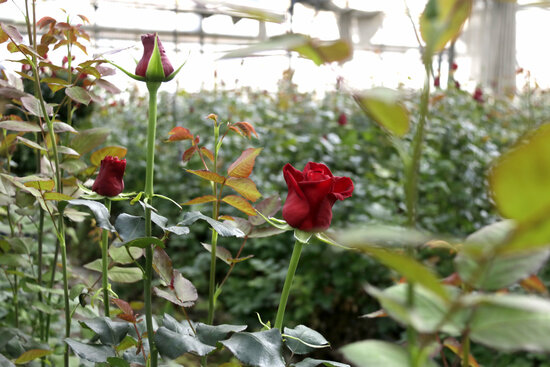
xmin=282 ymin=164 xmax=310 ymax=229
xmin=331 ymin=176 xmax=354 ymax=201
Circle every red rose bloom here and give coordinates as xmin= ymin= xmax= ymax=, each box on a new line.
xmin=338 ymin=112 xmax=347 ymax=126
xmin=92 ymin=156 xmax=126 ymax=197
xmin=282 ymin=162 xmax=354 ymax=232
xmin=473 ymin=87 xmax=483 ymax=103
xmin=135 ymin=33 xmax=174 ymax=79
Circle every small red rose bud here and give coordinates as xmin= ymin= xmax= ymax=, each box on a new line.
xmin=338 ymin=112 xmax=347 ymax=126
xmin=434 ymin=75 xmax=440 ymax=88
xmin=92 ymin=156 xmax=126 ymax=197
xmin=282 ymin=162 xmax=354 ymax=232
xmin=473 ymin=87 xmax=483 ymax=103
xmin=451 ymin=62 xmax=458 ymax=71
xmin=454 ymin=80 xmax=461 ymax=89
xmin=135 ymin=33 xmax=174 ymax=81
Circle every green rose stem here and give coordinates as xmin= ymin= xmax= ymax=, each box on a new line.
xmin=274 ymin=240 xmax=304 ymax=330
xmin=30 ymin=59 xmax=71 ymax=367
xmin=207 ymin=119 xmax=221 ymax=326
xmin=144 ymin=81 xmax=161 ymax=367
xmin=101 ymin=198 xmax=112 ymax=317
xmin=25 ymin=0 xmax=46 ymax=346
xmin=403 ymin=60 xmax=432 ymax=367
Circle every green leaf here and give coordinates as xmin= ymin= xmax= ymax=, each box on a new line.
xmin=467 ymin=293 xmax=550 ymax=352
xmin=338 ymin=225 xmax=429 ymax=249
xmin=227 ymin=147 xmax=262 ymax=178
xmin=221 ymin=329 xmax=285 ymax=367
xmin=456 ymin=221 xmax=550 ymax=290
xmin=284 ymin=325 xmax=329 ymax=355
xmin=178 ymin=211 xmax=244 ymax=237
xmin=201 ymin=243 xmax=233 ymax=265
xmin=294 ymin=229 xmax=312 ymax=244
xmin=106 ymin=357 xmax=130 ymax=367
xmin=0 ymin=120 xmax=41 ymax=132
xmin=114 ymin=214 xmax=144 ymax=242
xmin=108 ymin=267 xmax=142 ymax=283
xmin=195 ymin=323 xmax=247 ymax=346
xmin=0 ymin=253 xmax=28 ymax=267
xmin=340 ymin=340 xmax=437 ymax=367
xmin=118 ymin=236 xmax=165 ymax=249
xmin=50 ymin=121 xmax=78 ymax=133
xmin=20 ymin=95 xmax=53 ymax=117
xmin=0 ymin=353 xmax=15 ymax=367
xmin=362 ymin=247 xmax=449 ymax=302
xmin=68 ymin=199 xmax=115 ymax=232
xmin=419 ymin=0 xmax=472 ymax=54
xmin=354 ymin=88 xmax=409 ymax=137
xmin=64 ymin=338 xmax=115 ymax=363
xmin=155 ymin=327 xmax=216 ymax=359
xmin=16 ymin=136 xmax=46 ymax=151
xmin=249 ymin=195 xmax=281 ymax=226
xmin=65 ymin=86 xmax=92 ymax=105
xmin=70 ymin=127 xmax=110 ymax=155
xmin=109 ymin=245 xmax=142 ymax=265
xmin=293 ymin=38 xmax=352 ymax=66
xmin=82 ymin=317 xmax=130 ymax=346
xmin=293 ymin=358 xmax=349 ymax=367
xmin=14 ymin=349 xmax=52 ymax=364
xmin=368 ymin=284 xmax=467 ymax=335
xmin=223 ymin=33 xmax=310 ymax=59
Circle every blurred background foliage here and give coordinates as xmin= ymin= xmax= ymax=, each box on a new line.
xmin=69 ymin=75 xmax=550 ymax=364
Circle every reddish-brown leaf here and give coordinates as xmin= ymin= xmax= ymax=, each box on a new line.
xmin=37 ymin=16 xmax=56 ymax=29
xmin=225 ymin=177 xmax=261 ymax=202
xmin=520 ymin=274 xmax=548 ymax=294
xmin=443 ymin=338 xmax=480 ymax=367
xmin=181 ymin=195 xmax=218 ymax=205
xmin=186 ymin=170 xmax=225 ymax=184
xmin=222 ymin=195 xmax=257 ymax=216
xmin=166 ymin=126 xmax=193 ymax=142
xmin=227 ymin=147 xmax=262 ymax=178
xmin=112 ymin=298 xmax=134 ymax=318
xmin=78 ymin=14 xmax=90 ymax=24
xmin=200 ymin=147 xmax=214 ymax=162
xmin=182 ymin=146 xmax=198 ymax=163
xmin=153 ymin=247 xmax=173 ymax=286
xmin=234 ymin=121 xmax=258 ymax=139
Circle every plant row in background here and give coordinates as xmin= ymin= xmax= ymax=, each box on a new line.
xmin=2 ymin=0 xmax=550 ymax=367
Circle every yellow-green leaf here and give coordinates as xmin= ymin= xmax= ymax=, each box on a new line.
xmin=186 ymin=169 xmax=226 ymax=184
xmin=90 ymin=146 xmax=127 ymax=166
xmin=490 ymin=124 xmax=550 ymax=222
xmin=227 ymin=147 xmax=262 ymax=178
xmin=354 ymin=88 xmax=409 ymax=137
xmin=15 ymin=349 xmax=52 ymax=364
xmin=24 ymin=180 xmax=54 ymax=191
xmin=225 ymin=177 xmax=261 ymax=202
xmin=222 ymin=195 xmax=257 ymax=216
xmin=43 ymin=192 xmax=74 ymax=201
xmin=182 ymin=195 xmax=218 ymax=205
xmin=419 ymin=0 xmax=473 ymax=54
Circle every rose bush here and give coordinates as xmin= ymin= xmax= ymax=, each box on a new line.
xmin=135 ymin=33 xmax=174 ymax=81
xmin=92 ymin=155 xmax=126 ymax=196
xmin=282 ymin=162 xmax=354 ymax=232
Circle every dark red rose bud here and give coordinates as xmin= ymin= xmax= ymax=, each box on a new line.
xmin=338 ymin=112 xmax=347 ymax=126
xmin=473 ymin=87 xmax=483 ymax=103
xmin=434 ymin=75 xmax=440 ymax=88
xmin=92 ymin=156 xmax=126 ymax=197
xmin=454 ymin=80 xmax=461 ymax=89
xmin=282 ymin=162 xmax=354 ymax=232
xmin=451 ymin=62 xmax=458 ymax=71
xmin=135 ymin=33 xmax=174 ymax=80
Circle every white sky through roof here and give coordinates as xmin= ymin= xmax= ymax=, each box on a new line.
xmin=0 ymin=0 xmax=549 ymax=95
